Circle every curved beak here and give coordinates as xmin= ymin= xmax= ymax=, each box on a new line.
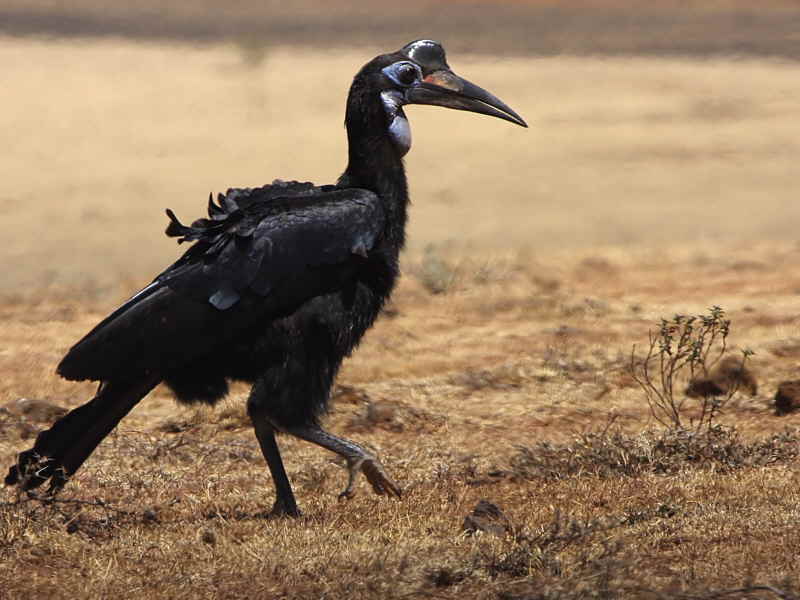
xmin=405 ymin=69 xmax=527 ymax=128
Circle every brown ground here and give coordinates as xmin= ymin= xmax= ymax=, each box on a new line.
xmin=1 ymin=28 xmax=800 ymax=600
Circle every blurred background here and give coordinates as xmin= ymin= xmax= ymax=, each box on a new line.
xmin=2 ymin=0 xmax=799 ymax=297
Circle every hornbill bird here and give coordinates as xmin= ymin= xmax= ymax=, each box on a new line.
xmin=5 ymin=40 xmax=526 ymax=517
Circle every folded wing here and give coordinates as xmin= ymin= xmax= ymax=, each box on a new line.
xmin=58 ymin=182 xmax=385 ymax=382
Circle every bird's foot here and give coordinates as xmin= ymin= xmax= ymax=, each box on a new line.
xmin=5 ymin=452 xmax=66 ymax=494
xmin=267 ymin=498 xmax=302 ymax=519
xmin=339 ymin=454 xmax=402 ymax=500
xmin=283 ymin=424 xmax=402 ymax=501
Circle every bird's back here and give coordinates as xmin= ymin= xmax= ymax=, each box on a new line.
xmin=58 ymin=180 xmax=388 ymax=384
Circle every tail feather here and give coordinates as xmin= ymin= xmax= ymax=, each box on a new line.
xmin=5 ymin=376 xmax=160 ymax=493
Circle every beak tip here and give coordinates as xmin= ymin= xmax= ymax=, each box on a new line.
xmin=506 ymin=113 xmax=528 ymax=128
xmin=507 ymin=109 xmax=527 ymax=128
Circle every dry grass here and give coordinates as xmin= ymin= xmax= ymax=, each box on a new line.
xmin=2 ymin=32 xmax=800 ymax=599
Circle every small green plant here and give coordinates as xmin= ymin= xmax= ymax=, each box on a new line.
xmin=629 ymin=306 xmax=752 ymax=431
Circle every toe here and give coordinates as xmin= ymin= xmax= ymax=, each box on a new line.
xmin=362 ymin=460 xmax=402 ymax=499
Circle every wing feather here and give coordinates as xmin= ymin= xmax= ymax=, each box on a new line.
xmin=58 ymin=184 xmax=385 ymax=382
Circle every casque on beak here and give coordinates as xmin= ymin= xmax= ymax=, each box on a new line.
xmin=406 ymin=69 xmax=527 ymax=128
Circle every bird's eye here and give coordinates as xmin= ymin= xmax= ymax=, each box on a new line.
xmin=395 ymin=63 xmax=418 ymax=86
xmin=381 ymin=62 xmax=421 ymax=87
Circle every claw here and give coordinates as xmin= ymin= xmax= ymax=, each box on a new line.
xmin=284 ymin=425 xmax=403 ymax=503
xmin=338 ymin=455 xmax=402 ymax=500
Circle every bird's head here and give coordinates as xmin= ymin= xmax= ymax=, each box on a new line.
xmin=351 ymin=40 xmax=526 ymax=156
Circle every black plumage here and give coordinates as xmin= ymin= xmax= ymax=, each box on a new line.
xmin=6 ymin=40 xmax=525 ymax=517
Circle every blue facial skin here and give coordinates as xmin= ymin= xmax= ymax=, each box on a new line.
xmin=381 ymin=61 xmax=422 ymax=88
xmin=380 ymin=62 xmax=422 ymax=156
xmin=380 ymin=90 xmax=411 ymax=156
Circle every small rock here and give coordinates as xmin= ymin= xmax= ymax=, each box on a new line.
xmin=142 ymin=509 xmax=159 ymax=523
xmin=686 ymin=356 xmax=757 ymax=398
xmin=462 ymin=500 xmax=512 ymax=537
xmin=775 ymin=381 xmax=800 ymax=416
xmin=200 ymin=528 xmax=217 ymax=546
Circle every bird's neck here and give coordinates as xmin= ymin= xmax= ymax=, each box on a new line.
xmin=338 ymin=83 xmax=409 ymax=250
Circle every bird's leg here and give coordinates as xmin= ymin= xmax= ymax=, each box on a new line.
xmin=286 ymin=425 xmax=401 ymax=500
xmin=250 ymin=419 xmax=301 ymax=518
